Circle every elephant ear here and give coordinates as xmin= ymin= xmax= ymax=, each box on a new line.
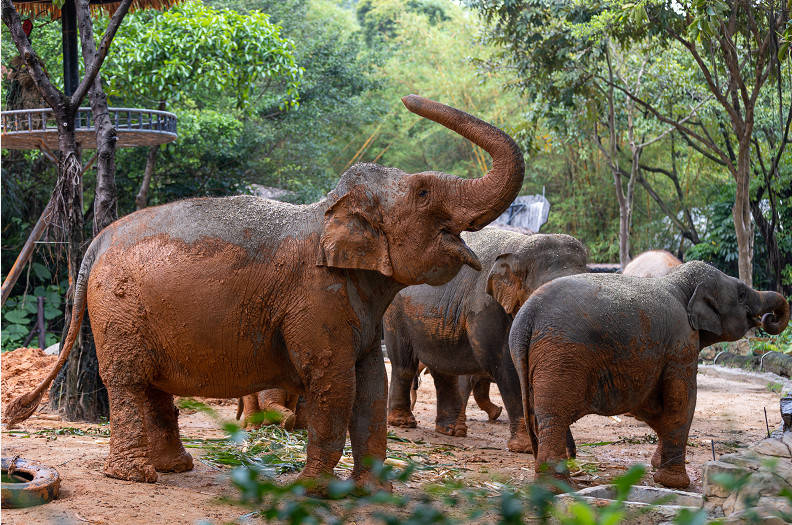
xmin=317 ymin=189 xmax=393 ymax=277
xmin=687 ymin=282 xmax=722 ymax=335
xmin=486 ymin=253 xmax=524 ymax=316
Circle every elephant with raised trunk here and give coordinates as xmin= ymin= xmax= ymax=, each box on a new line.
xmin=509 ymin=261 xmax=790 ymax=489
xmin=385 ymin=228 xmax=587 ymax=452
xmin=4 ymin=96 xmax=525 ymax=490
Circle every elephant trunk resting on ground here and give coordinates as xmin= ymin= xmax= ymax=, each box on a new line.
xmin=509 ymin=261 xmax=790 ymax=489
xmin=3 ymin=95 xmax=525 ymax=490
xmin=384 ymin=227 xmax=587 ymax=453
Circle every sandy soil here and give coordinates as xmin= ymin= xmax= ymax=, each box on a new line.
xmin=1 ymin=358 xmax=784 ymax=524
xmin=1 ymin=348 xmax=57 ymax=406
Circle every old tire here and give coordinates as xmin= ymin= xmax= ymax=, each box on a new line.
xmin=1 ymin=457 xmax=60 ymax=508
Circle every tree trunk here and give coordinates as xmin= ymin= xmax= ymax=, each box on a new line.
xmin=90 ymin=76 xmax=118 ymax=234
xmin=733 ymin=140 xmax=754 ymax=288
xmin=49 ymin=123 xmax=109 ymax=421
xmin=50 ymin=14 xmax=119 ymax=422
xmin=135 ymin=100 xmax=165 ymax=210
xmin=136 ymin=145 xmax=159 ymax=210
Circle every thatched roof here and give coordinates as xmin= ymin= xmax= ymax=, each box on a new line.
xmin=14 ymin=0 xmax=178 ymax=18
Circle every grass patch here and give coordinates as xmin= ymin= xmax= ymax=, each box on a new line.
xmin=767 ymin=382 xmax=783 ymax=393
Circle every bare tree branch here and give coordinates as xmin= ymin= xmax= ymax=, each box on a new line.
xmin=2 ymin=0 xmax=65 ymax=111
xmin=69 ymin=0 xmax=133 ymax=106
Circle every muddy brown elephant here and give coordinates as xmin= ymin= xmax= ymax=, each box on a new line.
xmin=237 ymin=390 xmax=305 ymax=430
xmin=3 ymin=96 xmax=525 ymax=489
xmin=623 ymin=250 xmax=681 ymax=277
xmin=385 ymin=228 xmax=587 ymax=452
xmin=509 ymin=261 xmax=790 ymax=489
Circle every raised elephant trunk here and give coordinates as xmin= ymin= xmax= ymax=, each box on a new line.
xmin=758 ymin=291 xmax=790 ymax=335
xmin=401 ymin=95 xmax=525 ymax=231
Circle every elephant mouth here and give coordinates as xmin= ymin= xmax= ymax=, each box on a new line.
xmin=761 ymin=312 xmax=778 ymax=329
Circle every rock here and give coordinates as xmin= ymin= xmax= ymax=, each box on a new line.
xmin=752 ymin=438 xmax=792 ymax=458
xmin=704 ymin=461 xmax=750 ymax=499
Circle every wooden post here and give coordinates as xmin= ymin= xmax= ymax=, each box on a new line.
xmin=37 ymin=296 xmax=46 ymax=350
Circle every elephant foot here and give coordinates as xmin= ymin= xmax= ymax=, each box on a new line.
xmin=651 ymin=446 xmax=661 ymax=469
xmin=485 ymin=404 xmax=502 ymax=422
xmin=507 ymin=432 xmax=533 ymax=453
xmin=653 ymin=466 xmax=690 ymax=489
xmin=280 ymin=410 xmax=297 ymax=431
xmin=104 ymin=455 xmax=157 ymax=483
xmin=452 ymin=422 xmax=467 ymax=437
xmin=387 ymin=409 xmax=417 ymax=428
xmin=295 ymin=470 xmax=339 ymax=497
xmin=152 ymin=450 xmax=194 ymax=473
xmin=352 ymin=469 xmax=393 ymax=494
xmin=435 ymin=423 xmax=459 ymax=436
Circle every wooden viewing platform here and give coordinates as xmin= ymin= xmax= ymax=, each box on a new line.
xmin=1 ymin=107 xmax=177 ymax=150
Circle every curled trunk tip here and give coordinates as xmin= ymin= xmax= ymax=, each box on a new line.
xmin=401 ymin=94 xmax=525 ymax=231
xmin=760 ymin=291 xmax=790 ymax=335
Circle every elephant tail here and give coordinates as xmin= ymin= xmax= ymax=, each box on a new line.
xmin=509 ymin=304 xmax=538 ymax=458
xmin=236 ymin=398 xmax=244 ymax=421
xmin=2 ymin=237 xmax=102 ymax=427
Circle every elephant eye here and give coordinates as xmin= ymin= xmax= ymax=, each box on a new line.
xmin=417 ymin=189 xmax=429 ymax=198
xmin=737 ymin=287 xmax=746 ymax=303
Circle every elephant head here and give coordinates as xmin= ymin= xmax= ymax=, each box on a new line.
xmin=318 ymin=95 xmax=525 ymax=286
xmin=486 ymin=233 xmax=588 ymax=316
xmin=680 ymin=262 xmax=790 ymax=345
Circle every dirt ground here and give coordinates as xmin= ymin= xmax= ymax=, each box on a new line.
xmin=0 ymin=352 xmax=785 ymax=524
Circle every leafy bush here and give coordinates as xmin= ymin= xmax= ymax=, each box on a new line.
xmin=1 ymin=282 xmax=64 ymax=352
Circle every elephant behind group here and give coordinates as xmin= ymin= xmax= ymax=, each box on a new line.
xmin=623 ymin=250 xmax=682 ymax=277
xmin=384 ymin=227 xmax=588 ymax=452
xmin=4 ymin=95 xmax=525 ymax=490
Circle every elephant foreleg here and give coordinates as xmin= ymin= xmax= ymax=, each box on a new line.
xmin=349 ymin=346 xmax=389 ymax=491
xmin=285 ymin=324 xmax=356 ymax=491
xmin=258 ymin=388 xmax=297 ymax=431
xmin=493 ymin=358 xmax=532 ymax=453
xmin=386 ymin=333 xmax=419 ymax=428
xmin=240 ymin=394 xmax=262 ymax=429
xmin=432 ymin=370 xmax=464 ymax=436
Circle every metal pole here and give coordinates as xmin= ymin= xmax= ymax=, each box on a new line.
xmin=62 ymin=0 xmax=79 ymax=97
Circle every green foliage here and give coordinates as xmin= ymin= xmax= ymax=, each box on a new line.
xmin=750 ymin=324 xmax=792 ymax=355
xmin=2 ymin=283 xmax=64 ymax=352
xmin=101 ymin=0 xmax=302 ymax=110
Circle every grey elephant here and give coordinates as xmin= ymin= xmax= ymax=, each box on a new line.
xmin=510 ymin=261 xmax=790 ymax=488
xmin=4 ymin=96 xmax=525 ymax=490
xmin=384 ymin=227 xmax=587 ymax=452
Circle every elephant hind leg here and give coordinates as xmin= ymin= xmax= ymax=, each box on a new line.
xmin=472 ymin=378 xmax=502 ymax=422
xmin=144 ymin=387 xmax=193 ymax=473
xmin=104 ymin=384 xmax=158 ymax=482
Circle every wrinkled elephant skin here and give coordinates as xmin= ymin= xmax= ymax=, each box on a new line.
xmin=3 ymin=96 xmax=525 ymax=490
xmin=384 ymin=228 xmax=587 ymax=452
xmin=509 ymin=261 xmax=790 ymax=489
